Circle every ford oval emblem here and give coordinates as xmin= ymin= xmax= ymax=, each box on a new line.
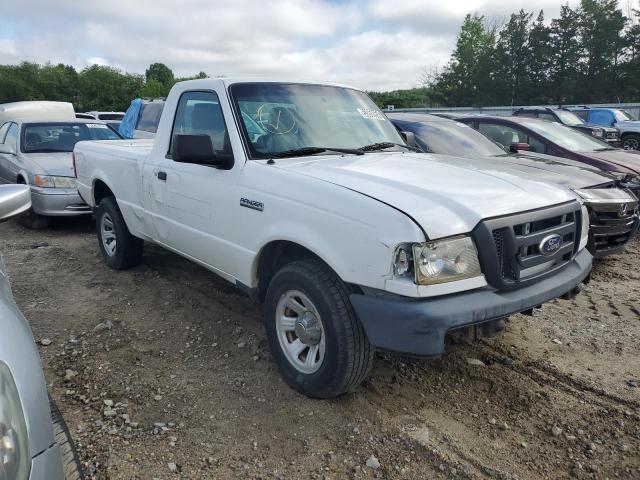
xmin=539 ymin=234 xmax=562 ymax=256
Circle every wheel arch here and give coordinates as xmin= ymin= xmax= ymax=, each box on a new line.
xmin=254 ymin=240 xmax=357 ymax=302
xmin=92 ymin=178 xmax=115 ymax=205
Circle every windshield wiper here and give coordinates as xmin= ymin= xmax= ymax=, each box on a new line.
xmin=269 ymin=147 xmax=364 ymax=158
xmin=359 ymin=142 xmax=422 ymax=153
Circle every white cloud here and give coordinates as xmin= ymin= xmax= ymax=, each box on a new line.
xmin=0 ymin=0 xmax=581 ymax=91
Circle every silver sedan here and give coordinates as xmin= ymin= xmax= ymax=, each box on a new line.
xmin=0 ymin=119 xmax=121 ymax=228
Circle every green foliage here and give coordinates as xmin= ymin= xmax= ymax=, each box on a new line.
xmin=379 ymin=0 xmax=640 ymax=107
xmin=0 ymin=62 xmax=206 ymax=111
xmin=368 ymin=88 xmax=432 ymax=108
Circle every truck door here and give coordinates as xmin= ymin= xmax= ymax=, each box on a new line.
xmin=142 ymin=89 xmax=239 ymax=276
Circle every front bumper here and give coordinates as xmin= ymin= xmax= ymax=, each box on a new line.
xmin=30 ymin=187 xmax=91 ymax=217
xmin=587 ymin=204 xmax=640 ymax=258
xmin=350 ymin=248 xmax=592 ymax=356
xmin=29 ymin=443 xmax=64 ymax=480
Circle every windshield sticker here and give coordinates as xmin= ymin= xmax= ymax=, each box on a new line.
xmin=357 ymin=108 xmax=386 ymax=121
xmin=87 ymin=124 xmax=109 ymax=129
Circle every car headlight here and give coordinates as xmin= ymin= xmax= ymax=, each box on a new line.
xmin=591 ymin=128 xmax=604 ymax=138
xmin=0 ymin=362 xmax=30 ymax=480
xmin=33 ymin=175 xmax=77 ymax=189
xmin=580 ymin=204 xmax=589 ymax=251
xmin=394 ymin=236 xmax=482 ymax=285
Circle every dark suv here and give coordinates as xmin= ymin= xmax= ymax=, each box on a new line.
xmin=513 ymin=107 xmax=620 ymax=145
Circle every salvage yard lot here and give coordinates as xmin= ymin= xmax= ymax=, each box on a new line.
xmin=1 ymin=219 xmax=639 ymax=479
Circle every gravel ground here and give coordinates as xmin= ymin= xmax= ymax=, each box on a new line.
xmin=1 ymin=217 xmax=638 ymax=479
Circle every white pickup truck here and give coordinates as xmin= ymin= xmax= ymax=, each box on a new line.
xmin=74 ymin=78 xmax=592 ymax=398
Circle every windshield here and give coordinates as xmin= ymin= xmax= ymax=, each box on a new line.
xmin=98 ymin=113 xmax=124 ymax=121
xmin=555 ymin=110 xmax=584 ymax=126
xmin=392 ymin=117 xmax=506 ymax=157
xmin=614 ymin=109 xmax=635 ymax=122
xmin=518 ymin=119 xmax=612 ymax=152
xmin=22 ymin=122 xmax=121 ymax=153
xmin=230 ymin=83 xmax=405 ymax=159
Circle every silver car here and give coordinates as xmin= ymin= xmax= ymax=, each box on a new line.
xmin=0 ymin=119 xmax=121 ymax=228
xmin=0 ymin=184 xmax=83 ymax=479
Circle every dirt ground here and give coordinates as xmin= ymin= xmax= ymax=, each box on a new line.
xmin=1 ymin=217 xmax=639 ymax=480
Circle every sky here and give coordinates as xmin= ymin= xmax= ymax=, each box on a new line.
xmin=0 ymin=0 xmax=581 ymax=91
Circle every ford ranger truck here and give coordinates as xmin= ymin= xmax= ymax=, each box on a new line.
xmin=73 ymin=79 xmax=592 ymax=398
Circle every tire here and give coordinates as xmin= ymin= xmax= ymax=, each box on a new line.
xmin=17 ymin=208 xmax=52 ymax=229
xmin=622 ymin=133 xmax=640 ymax=151
xmin=264 ymin=259 xmax=374 ymax=398
xmin=50 ymin=397 xmax=85 ymax=480
xmin=95 ymin=196 xmax=143 ymax=269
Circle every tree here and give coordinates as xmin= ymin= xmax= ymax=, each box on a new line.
xmin=493 ymin=10 xmax=533 ymax=105
xmin=145 ymin=62 xmax=174 ymax=87
xmin=526 ymin=11 xmax=553 ymax=104
xmin=77 ymin=65 xmax=143 ymax=111
xmin=549 ymin=5 xmax=583 ymax=103
xmin=578 ymin=0 xmax=628 ymax=102
xmin=433 ymin=14 xmax=498 ymax=106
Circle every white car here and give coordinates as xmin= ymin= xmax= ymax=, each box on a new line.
xmin=74 ymin=78 xmax=592 ymax=398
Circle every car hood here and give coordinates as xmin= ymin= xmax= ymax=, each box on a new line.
xmin=274 ymin=152 xmax=576 ymax=239
xmin=24 ymin=152 xmax=75 ymax=177
xmin=584 ymin=149 xmax=640 ymax=175
xmin=427 ymin=152 xmax=614 ymax=189
xmin=0 ymin=265 xmax=55 ymax=457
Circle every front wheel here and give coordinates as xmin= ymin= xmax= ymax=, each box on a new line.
xmin=95 ymin=196 xmax=143 ymax=269
xmin=50 ymin=398 xmax=85 ymax=480
xmin=622 ymin=133 xmax=640 ymax=151
xmin=264 ymin=259 xmax=374 ymax=398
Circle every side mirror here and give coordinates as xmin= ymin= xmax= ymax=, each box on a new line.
xmin=0 ymin=184 xmax=31 ymax=223
xmin=400 ymin=131 xmax=417 ymax=148
xmin=510 ymin=142 xmax=530 ymax=153
xmin=0 ymin=143 xmax=16 ymax=155
xmin=172 ymin=134 xmax=233 ymax=170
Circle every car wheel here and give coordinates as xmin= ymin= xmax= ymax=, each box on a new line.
xmin=264 ymin=259 xmax=375 ymax=398
xmin=50 ymin=397 xmax=85 ymax=480
xmin=17 ymin=208 xmax=52 ymax=229
xmin=622 ymin=134 xmax=640 ymax=150
xmin=95 ymin=196 xmax=142 ymax=269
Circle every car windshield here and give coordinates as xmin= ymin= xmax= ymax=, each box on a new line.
xmin=392 ymin=117 xmax=506 ymax=157
xmin=230 ymin=83 xmax=405 ymax=159
xmin=22 ymin=122 xmax=121 ymax=153
xmin=518 ymin=119 xmax=613 ymax=152
xmin=555 ymin=110 xmax=584 ymax=126
xmin=614 ymin=109 xmax=635 ymax=122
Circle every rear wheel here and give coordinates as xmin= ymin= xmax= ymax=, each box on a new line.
xmin=95 ymin=196 xmax=143 ymax=269
xmin=264 ymin=259 xmax=374 ymax=398
xmin=622 ymin=133 xmax=640 ymax=151
xmin=50 ymin=397 xmax=85 ymax=480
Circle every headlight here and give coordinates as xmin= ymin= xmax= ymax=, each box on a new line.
xmin=0 ymin=362 xmax=30 ymax=480
xmin=34 ymin=175 xmax=77 ymax=189
xmin=395 ymin=236 xmax=482 ymax=285
xmin=580 ymin=204 xmax=589 ymax=251
xmin=591 ymin=128 xmax=604 ymax=138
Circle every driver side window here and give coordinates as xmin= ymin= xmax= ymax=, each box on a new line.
xmin=170 ymin=91 xmax=231 ymax=155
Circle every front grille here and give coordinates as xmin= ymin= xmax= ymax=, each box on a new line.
xmin=473 ymin=202 xmax=582 ymax=291
xmin=606 ymin=132 xmax=618 ymax=139
xmin=587 ymin=201 xmax=639 ymax=256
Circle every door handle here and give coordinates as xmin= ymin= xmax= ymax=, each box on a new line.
xmin=157 ymin=171 xmax=167 ymax=181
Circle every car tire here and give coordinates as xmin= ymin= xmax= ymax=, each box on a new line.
xmin=622 ymin=133 xmax=640 ymax=151
xmin=17 ymin=208 xmax=52 ymax=229
xmin=264 ymin=258 xmax=375 ymax=398
xmin=50 ymin=397 xmax=85 ymax=480
xmin=95 ymin=196 xmax=142 ymax=269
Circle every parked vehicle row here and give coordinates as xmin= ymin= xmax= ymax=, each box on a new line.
xmin=567 ymin=106 xmax=640 ymax=151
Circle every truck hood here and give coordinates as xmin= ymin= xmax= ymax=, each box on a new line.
xmin=24 ymin=152 xmax=75 ymax=177
xmin=426 ymin=152 xmax=614 ymax=189
xmin=616 ymin=120 xmax=640 ymax=131
xmin=584 ymin=148 xmax=640 ymax=175
xmin=275 ymin=152 xmax=576 ymax=239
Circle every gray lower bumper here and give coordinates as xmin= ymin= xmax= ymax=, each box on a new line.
xmin=30 ymin=189 xmax=91 ymax=217
xmin=29 ymin=443 xmax=65 ymax=480
xmin=350 ymin=249 xmax=592 ymax=356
